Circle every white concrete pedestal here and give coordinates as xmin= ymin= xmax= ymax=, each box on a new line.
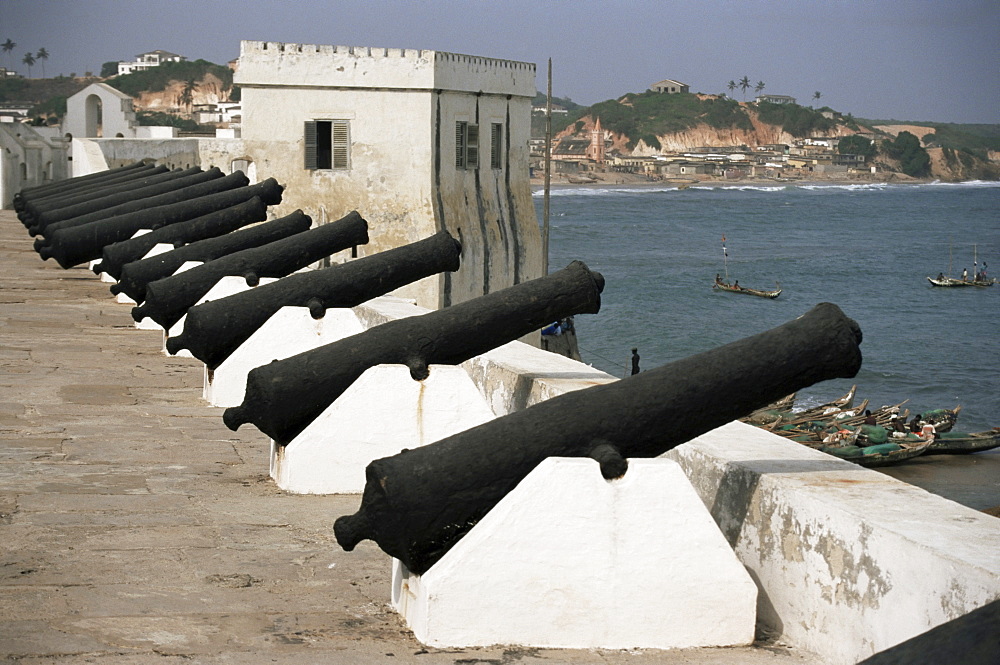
xmin=204 ymin=306 xmax=366 ymax=407
xmin=115 ymin=242 xmax=177 ymax=304
xmin=135 ymin=260 xmax=204 ymax=330
xmin=391 ymin=457 xmax=758 ymax=650
xmin=271 ymin=364 xmax=496 ymax=494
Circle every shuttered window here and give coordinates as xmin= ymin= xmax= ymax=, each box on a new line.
xmin=455 ymin=121 xmax=479 ymax=170
xmin=490 ymin=123 xmax=503 ymax=169
xmin=304 ymin=119 xmax=350 ymax=170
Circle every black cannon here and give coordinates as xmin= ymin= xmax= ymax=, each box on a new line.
xmin=131 ymin=210 xmax=369 ymax=329
xmin=14 ymin=161 xmax=152 ymax=213
xmin=111 ymin=208 xmax=311 ymax=304
xmin=166 ymin=230 xmax=463 ymax=368
xmin=223 ymin=260 xmax=605 ymax=444
xmin=332 ymin=302 xmax=864 ymax=574
xmin=37 ymin=177 xmax=284 ymax=269
xmin=95 ymin=197 xmax=269 ymax=281
xmin=34 ymin=170 xmax=248 ymax=245
xmin=19 ymin=165 xmax=175 ymax=224
xmin=18 ymin=165 xmax=174 ymax=226
xmin=25 ymin=166 xmax=210 ymax=234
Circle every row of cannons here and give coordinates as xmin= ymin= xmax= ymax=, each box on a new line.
xmin=14 ymin=161 xmax=866 ymax=650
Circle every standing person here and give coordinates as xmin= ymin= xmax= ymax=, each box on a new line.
xmin=631 ymin=348 xmax=640 ymax=375
xmin=962 ymin=268 xmax=968 ymax=281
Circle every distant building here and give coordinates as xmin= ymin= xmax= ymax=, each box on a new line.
xmin=650 ymin=79 xmax=690 ymax=94
xmin=0 ymin=67 xmax=23 ymax=80
xmin=756 ymin=94 xmax=796 ymax=105
xmin=118 ymin=50 xmax=186 ymax=76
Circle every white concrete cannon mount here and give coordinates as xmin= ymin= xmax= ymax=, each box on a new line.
xmin=391 ymin=457 xmax=759 ymax=649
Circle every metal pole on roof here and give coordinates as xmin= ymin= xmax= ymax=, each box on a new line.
xmin=543 ymin=57 xmax=552 ymax=276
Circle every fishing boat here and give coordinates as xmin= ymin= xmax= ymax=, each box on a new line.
xmin=927 ymin=275 xmax=995 ymax=287
xmin=714 ymin=276 xmax=782 ymax=298
xmin=713 ymin=235 xmax=782 ymax=299
xmin=927 ymin=243 xmax=995 ymax=287
xmin=925 ymin=429 xmax=1000 ymax=455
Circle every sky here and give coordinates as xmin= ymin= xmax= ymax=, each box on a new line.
xmin=2 ymin=0 xmax=998 ymax=124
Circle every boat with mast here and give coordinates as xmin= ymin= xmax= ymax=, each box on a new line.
xmin=927 ymin=243 xmax=995 ymax=287
xmin=712 ymin=235 xmax=782 ymax=298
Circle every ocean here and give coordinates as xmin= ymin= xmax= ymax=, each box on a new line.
xmin=535 ymin=180 xmax=1000 ymax=509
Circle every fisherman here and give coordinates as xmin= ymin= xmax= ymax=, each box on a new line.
xmin=937 ymin=272 xmax=945 ymax=281
xmin=863 ymin=409 xmax=876 ymax=425
xmin=962 ymin=268 xmax=968 ymax=281
xmin=631 ymin=348 xmax=641 ymax=375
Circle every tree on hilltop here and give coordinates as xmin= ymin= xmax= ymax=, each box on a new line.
xmin=754 ymin=81 xmax=765 ymax=96
xmin=36 ymin=48 xmax=48 ymax=78
xmin=2 ymin=39 xmax=15 ymax=70
xmin=22 ymin=52 xmax=35 ymax=77
xmin=812 ymin=91 xmax=822 ymax=105
xmin=738 ymin=76 xmax=751 ymax=101
xmin=727 ymin=80 xmax=737 ymax=97
xmin=838 ymin=134 xmax=876 ymax=160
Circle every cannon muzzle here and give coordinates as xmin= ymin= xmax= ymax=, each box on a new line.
xmin=332 ymin=302 xmax=863 ymax=574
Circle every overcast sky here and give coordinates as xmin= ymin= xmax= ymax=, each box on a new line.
xmin=2 ymin=0 xmax=997 ymax=124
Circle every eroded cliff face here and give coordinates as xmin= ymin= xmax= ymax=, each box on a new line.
xmin=562 ymin=108 xmax=859 ymax=155
xmin=134 ymin=73 xmax=233 ymax=111
xmin=927 ymin=147 xmax=1000 ymax=181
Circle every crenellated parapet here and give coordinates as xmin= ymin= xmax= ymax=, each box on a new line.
xmin=236 ymin=40 xmax=535 ymax=97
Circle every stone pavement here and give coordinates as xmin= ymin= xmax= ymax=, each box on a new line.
xmin=0 ymin=210 xmax=821 ymax=664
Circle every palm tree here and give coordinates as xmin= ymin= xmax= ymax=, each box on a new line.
xmin=179 ymin=77 xmax=197 ymax=115
xmin=812 ymin=91 xmax=822 ymax=105
xmin=2 ymin=39 xmax=15 ymax=70
xmin=22 ymin=52 xmax=35 ymax=78
xmin=738 ymin=76 xmax=751 ymax=101
xmin=727 ymin=80 xmax=737 ymax=98
xmin=36 ymin=48 xmax=48 ymax=78
xmin=754 ymin=80 xmax=765 ymax=96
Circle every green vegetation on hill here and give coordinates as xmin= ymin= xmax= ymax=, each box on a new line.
xmin=107 ymin=59 xmax=233 ymax=97
xmin=881 ymin=131 xmax=930 ymax=177
xmin=755 ymin=101 xmax=835 ymax=138
xmin=554 ymin=91 xmax=753 ymax=150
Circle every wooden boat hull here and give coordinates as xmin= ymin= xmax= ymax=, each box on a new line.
xmin=927 ymin=276 xmax=996 ymax=287
xmin=925 ymin=430 xmax=1000 ymax=455
xmin=713 ymin=279 xmax=781 ymax=299
xmin=853 ymin=442 xmax=931 ymax=467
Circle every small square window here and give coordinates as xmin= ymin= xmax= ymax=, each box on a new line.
xmin=305 ymin=119 xmax=350 ymax=170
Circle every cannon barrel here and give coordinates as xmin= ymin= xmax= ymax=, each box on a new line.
xmin=35 ymin=169 xmax=244 ymax=243
xmin=111 ymin=207 xmax=310 ymax=303
xmin=96 ymin=197 xmax=269 ymax=281
xmin=167 ymin=231 xmax=463 ymax=368
xmin=333 ymin=302 xmax=864 ymax=574
xmin=18 ymin=165 xmax=173 ymax=226
xmin=37 ymin=177 xmax=283 ymax=269
xmin=14 ymin=161 xmax=151 ymax=210
xmin=223 ymin=260 xmax=605 ymax=444
xmin=132 ymin=210 xmax=369 ymax=329
xmin=25 ymin=166 xmax=204 ymax=233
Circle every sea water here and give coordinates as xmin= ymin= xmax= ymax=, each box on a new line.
xmin=536 ymin=180 xmax=1000 ymax=509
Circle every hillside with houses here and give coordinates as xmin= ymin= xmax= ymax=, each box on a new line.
xmin=529 ymin=83 xmax=1000 ymax=184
